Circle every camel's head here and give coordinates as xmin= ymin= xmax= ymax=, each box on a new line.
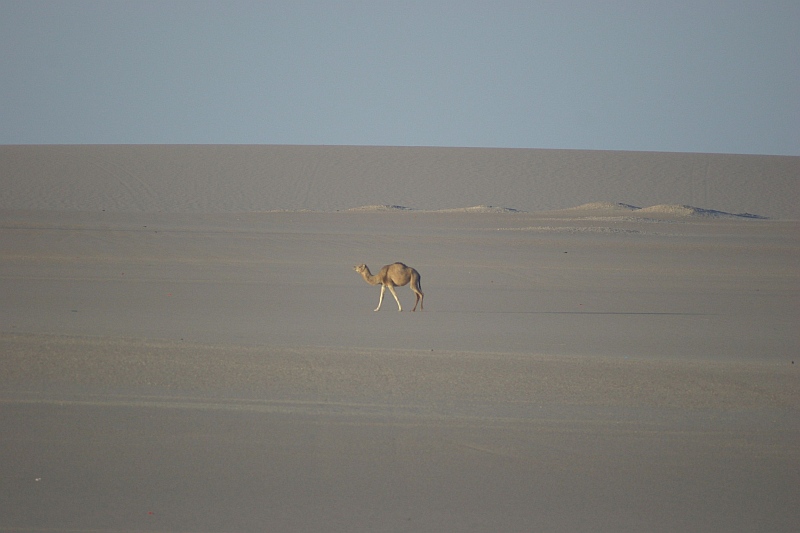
xmin=354 ymin=264 xmax=367 ymax=274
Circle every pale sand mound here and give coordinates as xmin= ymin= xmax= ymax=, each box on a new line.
xmin=565 ymin=202 xmax=641 ymax=211
xmin=637 ymin=204 xmax=768 ymax=218
xmin=548 ymin=202 xmax=769 ymax=220
xmin=345 ymin=204 xmax=414 ymax=212
xmin=433 ymin=205 xmax=522 ymax=213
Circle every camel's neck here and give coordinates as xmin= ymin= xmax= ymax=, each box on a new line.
xmin=360 ymin=269 xmax=381 ymax=286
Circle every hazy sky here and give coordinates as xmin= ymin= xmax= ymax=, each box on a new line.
xmin=2 ymin=1 xmax=798 ymax=155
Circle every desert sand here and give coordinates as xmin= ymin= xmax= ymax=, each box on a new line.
xmin=1 ymin=145 xmax=798 ymax=532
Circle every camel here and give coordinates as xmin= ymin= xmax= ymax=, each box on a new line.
xmin=354 ymin=262 xmax=424 ymax=312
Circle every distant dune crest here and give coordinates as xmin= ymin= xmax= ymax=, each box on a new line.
xmin=345 ymin=205 xmax=413 ymax=212
xmin=434 ymin=205 xmax=522 ymax=213
xmin=346 ymin=205 xmax=520 ymax=213
xmin=566 ymin=202 xmax=640 ymax=211
xmin=343 ymin=202 xmax=766 ymax=219
xmin=558 ymin=202 xmax=768 ymax=219
xmin=635 ymin=204 xmax=767 ymax=219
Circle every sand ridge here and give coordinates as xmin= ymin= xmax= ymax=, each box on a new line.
xmin=2 ymin=144 xmax=798 ymax=218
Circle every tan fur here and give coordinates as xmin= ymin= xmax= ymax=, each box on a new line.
xmin=354 ymin=262 xmax=424 ymax=312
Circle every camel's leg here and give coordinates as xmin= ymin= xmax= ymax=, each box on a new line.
xmin=412 ymin=290 xmax=423 ymax=311
xmin=375 ymin=285 xmax=386 ymax=311
xmin=411 ymin=278 xmax=424 ymax=311
xmin=387 ymin=285 xmax=403 ymax=311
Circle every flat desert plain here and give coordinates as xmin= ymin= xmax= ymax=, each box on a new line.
xmin=1 ymin=146 xmax=799 ymax=532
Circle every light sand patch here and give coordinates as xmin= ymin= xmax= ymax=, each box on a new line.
xmin=562 ymin=201 xmax=641 ymax=212
xmin=545 ymin=202 xmax=770 ymax=220
xmin=636 ymin=203 xmax=769 ymax=219
xmin=345 ymin=204 xmax=414 ymax=212
xmin=433 ymin=205 xmax=522 ymax=213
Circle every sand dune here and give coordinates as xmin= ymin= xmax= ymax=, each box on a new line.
xmin=345 ymin=204 xmax=414 ymax=211
xmin=549 ymin=201 xmax=770 ymax=219
xmin=2 ymin=145 xmax=798 ymax=218
xmin=346 ymin=202 xmax=768 ymax=218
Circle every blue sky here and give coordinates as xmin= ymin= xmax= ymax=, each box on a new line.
xmin=2 ymin=1 xmax=798 ymax=155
